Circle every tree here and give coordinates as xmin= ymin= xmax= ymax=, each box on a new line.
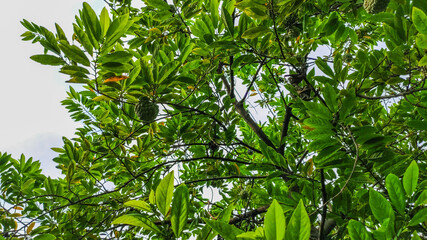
xmin=1 ymin=0 xmax=427 ymax=239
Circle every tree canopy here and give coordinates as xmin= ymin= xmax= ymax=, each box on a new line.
xmin=1 ymin=0 xmax=427 ymax=239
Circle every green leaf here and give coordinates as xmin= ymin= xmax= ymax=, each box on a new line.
xmin=412 ymin=231 xmax=422 ymax=240
xmin=285 ymin=199 xmax=310 ymax=240
xmin=156 ymin=170 xmax=175 ymax=216
xmin=177 ymin=42 xmax=195 ymax=64
xmin=414 ymin=190 xmax=427 ymax=207
xmin=259 ymin=141 xmax=287 ymax=168
xmin=203 ymin=218 xmax=244 ymax=240
xmin=82 ymin=2 xmax=102 ymax=49
xmin=98 ymin=51 xmax=133 ymax=64
xmin=323 ymin=83 xmax=337 ymax=112
xmin=112 ymin=214 xmax=160 ymax=232
xmin=369 ymin=188 xmax=395 ymax=224
xmin=30 ymin=54 xmax=66 ymax=66
xmin=158 ymin=61 xmax=180 ymax=83
xmin=409 ymin=208 xmax=427 ymax=226
xmin=264 ymin=199 xmax=285 ymax=240
xmin=322 ymin=12 xmax=339 ymax=36
xmin=100 ymin=7 xmax=111 ymax=37
xmin=104 ymin=14 xmax=133 ymax=52
xmin=412 ymin=7 xmax=427 ymax=35
xmin=58 ymin=41 xmax=90 ymax=66
xmin=419 ymin=55 xmax=427 ymax=66
xmin=315 ymin=57 xmax=334 ymax=77
xmin=146 ymin=0 xmax=170 ymax=10
xmin=403 ymin=161 xmax=419 ymax=196
xmin=385 ymin=174 xmax=406 ymax=215
xmin=73 ymin=24 xmax=94 ymax=56
xmin=124 ymin=200 xmax=152 ymax=212
xmin=241 ymin=26 xmax=271 ymax=39
xmin=347 ymin=220 xmax=372 ymax=240
xmin=222 ymin=5 xmax=234 ymax=37
xmin=373 ymin=218 xmax=393 ymax=240
xmin=33 ymin=234 xmax=56 ymax=240
xmin=416 ymin=34 xmax=427 ymax=49
xmin=406 ymin=120 xmax=427 ymax=130
xmin=171 ymin=185 xmax=189 ymax=238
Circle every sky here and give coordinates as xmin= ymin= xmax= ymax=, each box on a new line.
xmin=0 ymin=0 xmax=106 ymax=177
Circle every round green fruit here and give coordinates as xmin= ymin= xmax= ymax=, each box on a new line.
xmin=135 ymin=97 xmax=159 ymax=123
xmin=363 ymin=0 xmax=390 ymax=14
xmin=343 ymin=53 xmax=353 ymax=63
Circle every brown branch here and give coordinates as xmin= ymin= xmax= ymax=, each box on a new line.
xmin=279 ymin=105 xmax=292 ymax=155
xmin=229 ymin=204 xmax=270 ymax=224
xmin=233 ymin=100 xmax=277 ymax=150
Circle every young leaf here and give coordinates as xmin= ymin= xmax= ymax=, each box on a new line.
xmin=264 ymin=199 xmax=286 ymax=240
xmin=171 ymin=185 xmax=189 ymax=238
xmin=285 ymin=200 xmax=310 ymax=240
xmin=369 ymin=188 xmax=395 ymax=224
xmin=403 ymin=161 xmax=419 ymax=196
xmin=385 ymin=174 xmax=406 ymax=215
xmin=30 ymin=54 xmax=66 ymax=66
xmin=156 ymin=171 xmax=175 ymax=216
xmin=347 ymin=220 xmax=372 ymax=240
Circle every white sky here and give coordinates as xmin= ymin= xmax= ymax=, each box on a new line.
xmin=0 ymin=0 xmax=106 ymax=177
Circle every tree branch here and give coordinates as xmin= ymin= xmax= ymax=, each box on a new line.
xmin=279 ymin=105 xmax=292 ymax=155
xmin=356 ymin=87 xmax=427 ymax=100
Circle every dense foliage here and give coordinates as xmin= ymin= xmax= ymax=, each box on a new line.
xmin=1 ymin=0 xmax=427 ymax=239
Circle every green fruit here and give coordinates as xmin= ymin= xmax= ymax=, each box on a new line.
xmin=135 ymin=97 xmax=159 ymax=123
xmin=363 ymin=0 xmax=390 ymax=14
xmin=343 ymin=53 xmax=353 ymax=63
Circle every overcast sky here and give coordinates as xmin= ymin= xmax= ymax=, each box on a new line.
xmin=0 ymin=0 xmax=106 ymax=177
